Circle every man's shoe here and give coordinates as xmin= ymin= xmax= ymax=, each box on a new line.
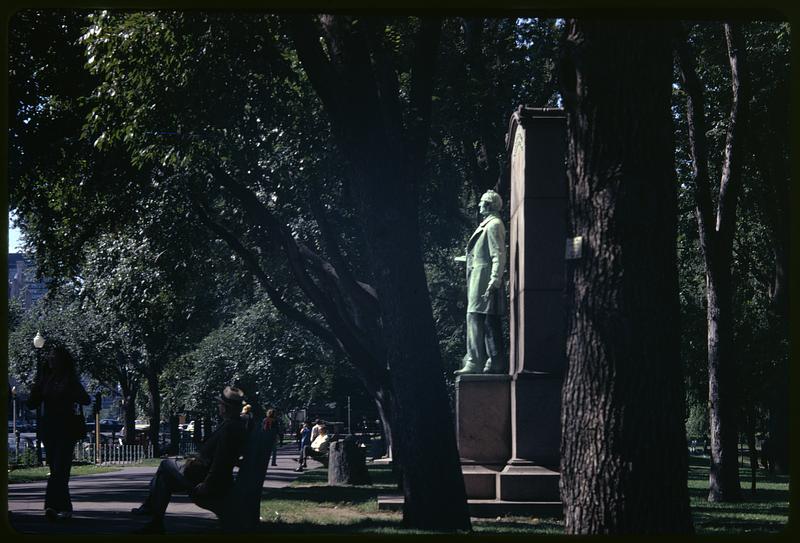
xmin=56 ymin=511 xmax=72 ymax=520
xmin=44 ymin=508 xmax=58 ymax=522
xmin=294 ymin=466 xmax=304 ymax=472
xmin=271 ymin=463 xmax=278 ymax=466
xmin=131 ymin=505 xmax=153 ymax=516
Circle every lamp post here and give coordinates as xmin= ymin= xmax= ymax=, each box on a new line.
xmin=33 ymin=331 xmax=45 ymax=466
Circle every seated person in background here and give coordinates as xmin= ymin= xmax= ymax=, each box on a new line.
xmin=295 ymin=425 xmax=330 ymax=472
xmin=130 ymin=386 xmax=247 ymax=534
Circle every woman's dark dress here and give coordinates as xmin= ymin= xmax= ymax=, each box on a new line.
xmin=28 ymin=372 xmax=90 ymax=513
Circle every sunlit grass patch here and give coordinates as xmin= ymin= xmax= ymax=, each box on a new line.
xmin=687 ymin=455 xmax=789 ymax=534
xmin=8 ymin=463 xmax=122 ymax=484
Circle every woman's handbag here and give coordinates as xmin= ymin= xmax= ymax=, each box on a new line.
xmin=70 ymin=404 xmax=87 ymax=441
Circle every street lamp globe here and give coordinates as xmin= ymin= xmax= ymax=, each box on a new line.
xmin=33 ymin=331 xmax=45 ymax=349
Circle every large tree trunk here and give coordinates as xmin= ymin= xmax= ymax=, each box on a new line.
xmin=145 ymin=370 xmax=161 ymax=456
xmin=706 ymin=270 xmax=742 ymax=501
xmin=559 ymin=20 xmax=693 ymax=534
xmin=359 ymin=170 xmax=469 ymax=530
xmin=121 ymin=383 xmax=138 ymax=446
xmin=288 ymin=15 xmax=471 ymax=531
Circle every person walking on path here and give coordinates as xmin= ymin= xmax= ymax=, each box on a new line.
xmin=263 ymin=408 xmax=282 ymax=467
xmin=130 ymin=386 xmax=247 ymax=534
xmin=296 ymin=421 xmax=312 ymax=461
xmin=273 ymin=409 xmax=286 ymax=466
xmin=27 ymin=344 xmax=91 ymax=522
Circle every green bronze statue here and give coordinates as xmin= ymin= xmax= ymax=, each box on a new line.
xmin=455 ymin=189 xmax=507 ymax=375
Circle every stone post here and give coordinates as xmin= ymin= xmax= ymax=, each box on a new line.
xmin=499 ymin=106 xmax=567 ymax=501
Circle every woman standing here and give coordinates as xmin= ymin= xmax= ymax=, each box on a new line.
xmin=27 ymin=345 xmax=91 ymax=521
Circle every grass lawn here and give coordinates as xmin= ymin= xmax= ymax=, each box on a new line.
xmin=259 ymin=464 xmax=562 ymax=535
xmin=688 ymin=455 xmax=790 ymax=534
xmin=7 ymin=463 xmax=123 ymax=484
xmin=258 ymin=456 xmax=789 ymax=535
xmin=7 ymin=457 xmax=164 ymax=484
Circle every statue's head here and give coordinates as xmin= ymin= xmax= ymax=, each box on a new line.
xmin=479 ymin=189 xmax=503 ymax=216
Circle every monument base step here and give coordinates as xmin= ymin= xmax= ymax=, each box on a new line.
xmin=377 ymin=495 xmax=563 ymax=518
xmin=498 ymin=464 xmax=560 ymax=501
xmin=462 ymin=464 xmax=503 ymax=499
xmin=370 ymin=457 xmax=393 ymax=465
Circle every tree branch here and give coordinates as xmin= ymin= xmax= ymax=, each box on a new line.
xmin=716 ymin=22 xmax=750 ymax=257
xmin=193 ymin=201 xmax=342 ymax=351
xmin=407 ymin=16 xmax=442 ymax=180
xmin=210 ymin=168 xmax=389 ymax=387
xmin=674 ymin=23 xmax=717 ymax=267
xmin=284 ymin=15 xmax=343 ymax=126
xmin=363 ymin=17 xmax=403 ymax=149
xmin=307 ymin=192 xmax=380 ymax=317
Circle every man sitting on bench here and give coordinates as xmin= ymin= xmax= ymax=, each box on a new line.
xmin=130 ymin=386 xmax=248 ymax=533
xmin=295 ymin=424 xmax=330 ymax=472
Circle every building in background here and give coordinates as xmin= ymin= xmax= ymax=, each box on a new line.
xmin=8 ymin=253 xmax=47 ymax=310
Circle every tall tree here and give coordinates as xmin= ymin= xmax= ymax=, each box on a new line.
xmin=675 ymin=22 xmax=750 ymax=502
xmin=287 ymin=15 xmax=470 ymax=529
xmin=559 ymin=20 xmax=693 ymax=533
xmin=11 ymin=11 xmax=473 ymax=529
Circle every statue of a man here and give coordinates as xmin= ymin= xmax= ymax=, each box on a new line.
xmin=454 ymin=189 xmax=507 ymax=375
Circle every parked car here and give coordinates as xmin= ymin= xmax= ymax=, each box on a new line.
xmin=99 ymin=419 xmax=123 ymax=433
xmin=134 ymin=419 xmax=149 ymax=431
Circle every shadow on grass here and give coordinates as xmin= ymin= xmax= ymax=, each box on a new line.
xmin=688 ymin=486 xmax=790 ymax=504
xmin=258 ymin=518 xmax=401 ymax=533
xmin=264 ymin=485 xmax=382 ymax=505
xmin=691 ymin=516 xmax=788 ymax=534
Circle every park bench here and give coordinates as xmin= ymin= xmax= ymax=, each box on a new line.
xmin=194 ymin=422 xmax=278 ymax=532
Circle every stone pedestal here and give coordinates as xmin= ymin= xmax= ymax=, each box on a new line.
xmin=456 ymin=374 xmax=510 ymax=500
xmin=498 ymin=465 xmax=560 ymax=501
xmin=508 ymin=373 xmax=562 ymax=468
xmin=456 ymin=374 xmax=511 ymax=465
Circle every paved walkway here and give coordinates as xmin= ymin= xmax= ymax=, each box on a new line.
xmin=6 ymin=442 xmax=320 ymax=534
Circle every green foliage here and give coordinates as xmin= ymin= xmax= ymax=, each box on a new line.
xmin=686 ymin=399 xmax=709 ymax=440
xmin=165 ymin=296 xmax=334 ymax=415
xmin=7 ymin=297 xmax=24 ymax=332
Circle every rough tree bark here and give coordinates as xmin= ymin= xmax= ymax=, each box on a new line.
xmin=288 ymin=15 xmax=471 ymax=530
xmin=675 ymin=22 xmax=749 ymax=502
xmin=145 ymin=369 xmax=161 ymax=456
xmin=559 ymin=20 xmax=693 ymax=534
xmin=120 ymin=379 xmax=138 ymax=446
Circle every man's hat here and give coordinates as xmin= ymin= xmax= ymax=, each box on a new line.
xmin=217 ymin=386 xmax=246 ymax=407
